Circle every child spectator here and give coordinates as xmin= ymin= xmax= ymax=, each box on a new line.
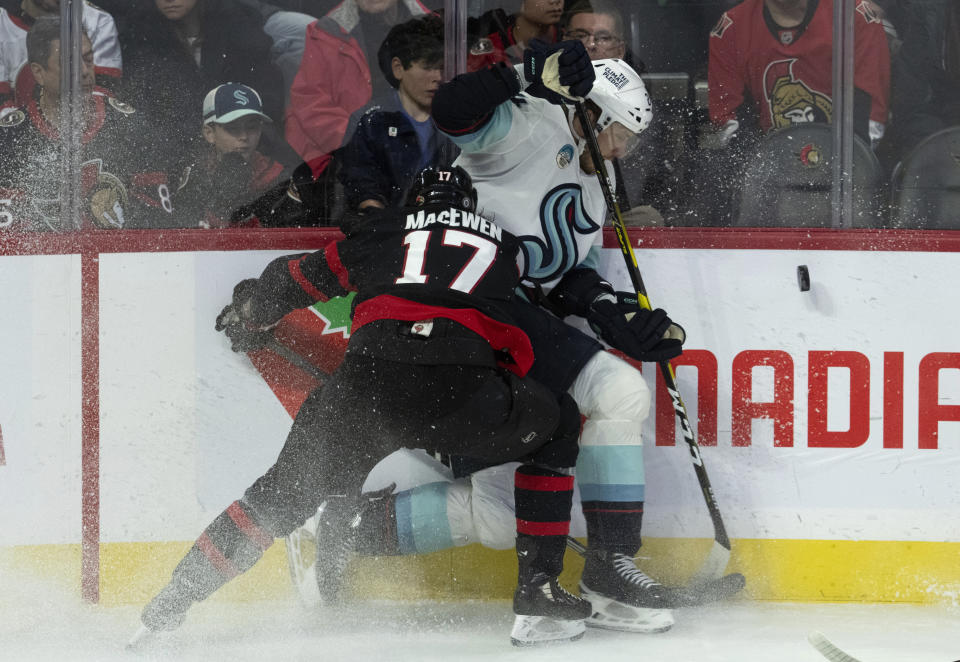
xmin=0 ymin=0 xmax=121 ymax=106
xmin=284 ymin=0 xmax=432 ymax=177
xmin=172 ymin=82 xmax=313 ymax=228
xmin=339 ymin=14 xmax=454 ymax=211
xmin=116 ymin=0 xmax=284 ymax=163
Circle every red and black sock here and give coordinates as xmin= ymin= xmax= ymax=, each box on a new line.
xmin=171 ymin=499 xmax=275 ymax=601
xmin=514 ymin=465 xmax=574 ymax=580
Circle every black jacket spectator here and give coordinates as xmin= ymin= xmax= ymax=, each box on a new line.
xmin=340 ymin=94 xmax=455 ymax=210
xmin=116 ymin=0 xmax=283 ymax=158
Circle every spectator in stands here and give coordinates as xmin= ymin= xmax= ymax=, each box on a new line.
xmin=468 ymin=0 xmax=563 ymax=69
xmin=230 ymin=0 xmax=318 ymax=107
xmin=707 ymin=0 xmax=891 ymax=147
xmin=116 ymin=0 xmax=284 ymax=162
xmin=0 ymin=18 xmax=175 ymax=230
xmin=284 ymin=0 xmax=432 ymax=178
xmin=561 ymin=0 xmax=627 ymax=62
xmin=0 ymin=0 xmax=121 ymax=106
xmin=339 ymin=14 xmax=454 ymax=212
xmin=172 ymin=82 xmax=313 ymax=228
xmin=558 ymin=1 xmax=673 ymax=225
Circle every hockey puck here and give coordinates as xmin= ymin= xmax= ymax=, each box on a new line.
xmin=797 ymin=265 xmax=810 ymax=292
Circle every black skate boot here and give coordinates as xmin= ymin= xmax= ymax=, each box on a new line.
xmin=510 ymin=535 xmax=591 ymax=646
xmin=579 ymin=548 xmax=675 ymax=633
xmin=314 ymin=485 xmax=395 ymax=605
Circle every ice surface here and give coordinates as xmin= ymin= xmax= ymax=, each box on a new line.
xmin=2 ymin=570 xmax=958 ymax=662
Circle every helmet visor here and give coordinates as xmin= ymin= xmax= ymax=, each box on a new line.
xmin=599 ymin=121 xmax=641 ymax=159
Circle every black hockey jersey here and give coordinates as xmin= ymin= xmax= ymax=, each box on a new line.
xmin=254 ymin=203 xmax=534 ymax=375
xmin=0 ymin=94 xmax=175 ymax=230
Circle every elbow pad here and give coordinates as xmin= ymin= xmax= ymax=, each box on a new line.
xmin=432 ymin=63 xmax=523 ymax=135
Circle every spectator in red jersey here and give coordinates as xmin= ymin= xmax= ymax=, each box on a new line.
xmin=171 ymin=83 xmax=313 ymax=228
xmin=0 ymin=18 xmax=175 ymax=231
xmin=284 ymin=0 xmax=431 ymax=179
xmin=0 ymin=0 xmax=121 ymax=106
xmin=707 ymin=0 xmax=890 ymax=148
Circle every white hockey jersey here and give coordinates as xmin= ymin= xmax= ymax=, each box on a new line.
xmin=0 ymin=3 xmax=121 ymax=104
xmin=450 ymin=92 xmax=613 ymax=291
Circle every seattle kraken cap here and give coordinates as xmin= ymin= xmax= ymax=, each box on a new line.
xmin=202 ymin=83 xmax=272 ymax=125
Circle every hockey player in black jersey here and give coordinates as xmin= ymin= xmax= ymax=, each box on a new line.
xmin=130 ymin=166 xmax=590 ymax=648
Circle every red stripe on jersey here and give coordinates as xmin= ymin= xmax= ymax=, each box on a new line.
xmin=8 ymin=12 xmax=29 ymax=31
xmin=324 ymin=241 xmax=353 ymax=291
xmin=351 ymin=294 xmax=534 ymax=376
xmin=288 ymin=255 xmax=328 ymax=303
xmin=516 ymin=518 xmax=570 ymax=537
xmin=226 ymin=502 xmax=273 ymax=551
xmin=95 ymin=66 xmax=122 ymax=79
xmin=131 ymin=172 xmax=168 ymax=188
xmin=514 ymin=473 xmax=574 ymax=492
xmin=197 ymin=532 xmax=238 ymax=578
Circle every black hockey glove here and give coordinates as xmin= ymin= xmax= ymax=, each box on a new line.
xmin=214 ymin=278 xmax=278 ymax=353
xmin=588 ymin=293 xmax=684 ymax=363
xmin=523 ymin=39 xmax=595 ymax=104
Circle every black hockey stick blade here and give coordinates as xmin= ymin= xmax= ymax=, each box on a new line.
xmin=564 ymin=537 xmax=744 ymax=608
xmin=808 ymin=631 xmax=862 ymax=662
xmin=672 ymin=572 xmax=745 ymax=607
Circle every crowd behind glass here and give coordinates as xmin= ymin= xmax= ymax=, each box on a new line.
xmin=0 ymin=0 xmax=956 ymax=231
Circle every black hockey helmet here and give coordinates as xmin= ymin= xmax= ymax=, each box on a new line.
xmin=406 ymin=166 xmax=478 ymax=211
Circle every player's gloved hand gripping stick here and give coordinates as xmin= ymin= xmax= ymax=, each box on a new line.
xmin=571 ymin=96 xmax=735 ymax=589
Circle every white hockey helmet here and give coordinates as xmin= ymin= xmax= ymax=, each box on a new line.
xmin=586 ymin=58 xmax=653 ymax=136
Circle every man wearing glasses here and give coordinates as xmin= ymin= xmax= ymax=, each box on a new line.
xmin=562 ymin=0 xmax=627 ymax=62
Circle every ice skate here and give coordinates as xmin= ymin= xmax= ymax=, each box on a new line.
xmin=314 ymin=485 xmax=395 ymax=605
xmin=127 ymin=581 xmax=193 ymax=651
xmin=511 ymin=577 xmax=592 ymax=646
xmin=579 ymin=549 xmax=675 ymax=633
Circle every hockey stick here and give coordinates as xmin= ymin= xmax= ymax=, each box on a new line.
xmin=808 ymin=631 xmax=862 ymax=662
xmin=263 ymin=337 xmax=328 ymax=384
xmin=572 ymin=100 xmax=731 ymax=585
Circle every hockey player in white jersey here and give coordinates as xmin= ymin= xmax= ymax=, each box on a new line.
xmin=302 ymin=39 xmax=689 ymax=636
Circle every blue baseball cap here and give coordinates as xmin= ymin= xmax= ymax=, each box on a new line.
xmin=202 ymin=83 xmax=272 ymax=125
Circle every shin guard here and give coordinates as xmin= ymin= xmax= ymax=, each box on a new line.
xmin=514 ymin=465 xmax=574 ymax=582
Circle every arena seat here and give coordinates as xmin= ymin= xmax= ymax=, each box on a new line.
xmin=889 ymin=126 xmax=960 ymax=229
xmin=733 ymin=123 xmax=883 ymax=228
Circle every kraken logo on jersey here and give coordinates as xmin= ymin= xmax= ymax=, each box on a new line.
xmin=519 ymin=184 xmax=600 ymax=283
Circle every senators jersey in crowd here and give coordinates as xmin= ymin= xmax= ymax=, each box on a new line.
xmin=0 ymin=1 xmax=122 ymax=106
xmin=708 ymin=0 xmax=890 ymax=134
xmin=0 ymin=94 xmax=175 ymax=230
xmin=251 ymin=203 xmax=534 ymax=376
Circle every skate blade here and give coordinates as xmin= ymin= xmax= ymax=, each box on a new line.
xmin=126 ymin=624 xmax=164 ymax=653
xmin=510 ymin=614 xmax=586 ymax=647
xmin=580 ymin=586 xmax=675 ymax=634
